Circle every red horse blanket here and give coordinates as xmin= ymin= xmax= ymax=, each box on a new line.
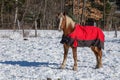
xmin=60 ymin=24 xmax=104 ymax=49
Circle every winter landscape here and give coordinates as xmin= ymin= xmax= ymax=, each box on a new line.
xmin=0 ymin=30 xmax=120 ymax=80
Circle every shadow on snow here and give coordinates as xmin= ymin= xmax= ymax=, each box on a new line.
xmin=0 ymin=61 xmax=59 ymax=67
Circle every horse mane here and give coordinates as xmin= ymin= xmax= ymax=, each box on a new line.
xmin=66 ymin=15 xmax=75 ymax=29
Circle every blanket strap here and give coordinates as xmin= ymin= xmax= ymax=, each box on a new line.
xmin=73 ymin=39 xmax=78 ymax=47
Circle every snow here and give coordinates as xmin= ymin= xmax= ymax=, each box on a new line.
xmin=0 ymin=30 xmax=120 ymax=80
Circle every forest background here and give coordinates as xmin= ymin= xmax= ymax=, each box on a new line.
xmin=0 ymin=0 xmax=119 ymax=30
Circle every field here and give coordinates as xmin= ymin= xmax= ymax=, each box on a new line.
xmin=0 ymin=30 xmax=120 ymax=80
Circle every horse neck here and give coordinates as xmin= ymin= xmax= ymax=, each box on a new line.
xmin=63 ymin=16 xmax=75 ymax=36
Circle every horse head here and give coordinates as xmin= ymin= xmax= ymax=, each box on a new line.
xmin=58 ymin=12 xmax=75 ymax=36
xmin=58 ymin=12 xmax=66 ymax=31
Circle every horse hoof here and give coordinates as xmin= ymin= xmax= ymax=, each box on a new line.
xmin=73 ymin=66 xmax=78 ymax=71
xmin=95 ymin=65 xmax=102 ymax=69
xmin=60 ymin=65 xmax=65 ymax=69
xmin=95 ymin=66 xmax=99 ymax=69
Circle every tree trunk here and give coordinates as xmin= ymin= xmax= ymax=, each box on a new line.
xmin=35 ymin=20 xmax=37 ymax=37
xmin=21 ymin=0 xmax=30 ymax=37
xmin=81 ymin=0 xmax=86 ymax=25
xmin=1 ymin=0 xmax=4 ymax=29
xmin=13 ymin=0 xmax=18 ymax=31
xmin=103 ymin=0 xmax=106 ymax=30
xmin=114 ymin=24 xmax=117 ymax=37
xmin=17 ymin=20 xmax=20 ymax=30
xmin=43 ymin=0 xmax=47 ymax=28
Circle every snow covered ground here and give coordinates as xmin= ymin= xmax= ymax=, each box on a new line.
xmin=0 ymin=30 xmax=120 ymax=80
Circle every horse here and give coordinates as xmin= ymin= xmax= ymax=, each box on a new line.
xmin=58 ymin=12 xmax=104 ymax=71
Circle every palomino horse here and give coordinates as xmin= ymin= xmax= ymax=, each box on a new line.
xmin=58 ymin=12 xmax=104 ymax=71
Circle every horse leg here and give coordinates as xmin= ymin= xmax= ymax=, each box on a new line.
xmin=95 ymin=47 xmax=102 ymax=68
xmin=72 ymin=47 xmax=78 ymax=71
xmin=91 ymin=46 xmax=99 ymax=68
xmin=91 ymin=46 xmax=102 ymax=68
xmin=60 ymin=44 xmax=69 ymax=69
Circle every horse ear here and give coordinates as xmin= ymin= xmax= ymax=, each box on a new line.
xmin=57 ymin=13 xmax=60 ymax=17
xmin=63 ymin=12 xmax=66 ymax=16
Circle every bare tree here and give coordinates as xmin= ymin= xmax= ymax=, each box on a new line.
xmin=81 ymin=0 xmax=87 ymax=25
xmin=0 ymin=0 xmax=65 ymax=29
xmin=42 ymin=0 xmax=47 ymax=28
xmin=0 ymin=0 xmax=4 ymax=28
xmin=13 ymin=0 xmax=18 ymax=30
